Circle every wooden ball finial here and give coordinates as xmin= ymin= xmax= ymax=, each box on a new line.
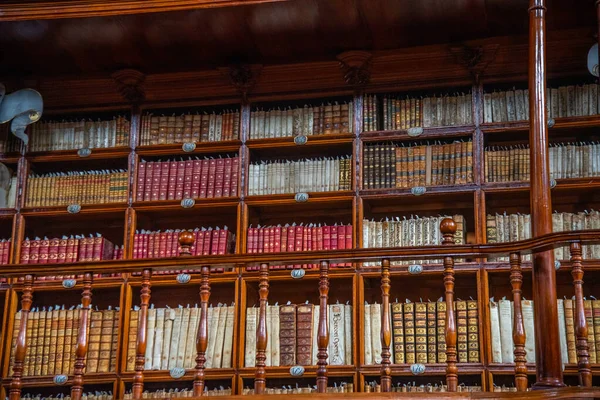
xmin=178 ymin=231 xmax=195 ymax=256
xmin=440 ymin=218 xmax=457 ymax=245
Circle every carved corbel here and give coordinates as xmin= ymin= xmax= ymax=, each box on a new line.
xmin=448 ymin=44 xmax=499 ymax=84
xmin=111 ymin=69 xmax=146 ymax=104
xmin=218 ymin=64 xmax=262 ymax=101
xmin=337 ymin=51 xmax=372 ymax=87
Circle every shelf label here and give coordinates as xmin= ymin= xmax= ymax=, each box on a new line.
xmin=291 ymin=269 xmax=305 ymax=279
xmin=410 ymin=363 xmax=426 ymax=375
xmin=407 ymin=127 xmax=424 ymax=137
xmin=169 ymin=367 xmax=186 ymax=379
xmin=67 ymin=204 xmax=81 ymax=214
xmin=548 ymin=118 xmax=555 ymax=128
xmin=77 ymin=148 xmax=91 ymax=158
xmin=410 ymin=186 xmax=426 ymax=196
xmin=182 ymin=142 xmax=196 ymax=152
xmin=550 ymin=178 xmax=557 ymax=189
xmin=62 ymin=279 xmax=76 ymax=289
xmin=294 ymin=193 xmax=309 ymax=202
xmin=555 ymin=260 xmax=561 ymax=270
xmin=408 ymin=264 xmax=423 ymax=274
xmin=294 ymin=135 xmax=307 ymax=145
xmin=180 ymin=198 xmax=195 ymax=208
xmin=53 ymin=374 xmax=68 ymax=385
xmin=176 ymin=273 xmax=191 ymax=284
xmin=289 ymin=365 xmax=305 ymax=377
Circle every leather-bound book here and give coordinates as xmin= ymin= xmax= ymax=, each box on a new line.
xmin=173 ymin=159 xmax=185 ymax=199
xmin=143 ymin=161 xmax=154 ymax=201
xmin=391 ymin=302 xmax=405 ymax=364
xmin=584 ymin=299 xmax=597 ymax=364
xmin=244 ymin=307 xmax=257 ymax=367
xmin=329 ymin=303 xmax=346 ymax=365
xmin=200 ymin=113 xmax=210 ymax=142
xmin=20 ymin=238 xmax=30 ymax=264
xmin=323 ymin=104 xmax=333 ymax=135
xmin=47 ymin=237 xmax=59 ymax=264
xmin=296 ymin=304 xmax=315 ymax=365
xmin=126 ymin=307 xmax=139 ymax=371
xmin=233 ymin=110 xmax=240 ymax=139
xmin=592 ymin=299 xmax=600 ymax=361
xmin=212 ymin=304 xmax=228 ymax=368
xmin=230 ymin=157 xmax=239 ymax=196
xmin=40 ymin=307 xmax=53 ymax=375
xmin=332 ymin=102 xmax=342 ymax=134
xmin=33 ymin=308 xmax=46 ymax=375
xmin=467 ymin=300 xmax=479 ymax=363
xmin=86 ymin=310 xmax=103 ymax=373
xmin=191 ymin=113 xmax=201 ymax=142
xmin=175 ymin=114 xmax=185 ymax=143
xmin=279 ymin=304 xmax=297 ymax=366
xmin=223 ymin=157 xmax=232 ymax=197
xmin=198 ymin=158 xmax=209 ymax=198
xmin=403 ymin=302 xmax=415 ymax=364
xmin=160 ymin=307 xmax=175 ymax=370
xmin=167 ymin=306 xmax=183 ymax=369
xmin=184 ymin=305 xmax=199 ymax=368
xmin=206 ymin=158 xmax=217 ymax=198
xmin=426 ymin=301 xmax=437 ymax=363
xmin=214 ymin=158 xmax=225 ymax=198
xmin=166 ymin=115 xmax=176 ymax=144
xmin=183 ymin=114 xmax=193 ymax=143
xmin=98 ymin=308 xmax=115 ymax=372
xmin=205 ymin=306 xmax=220 ymax=368
xmin=564 ymin=299 xmax=577 ymax=363
xmin=190 ymin=158 xmax=202 ymax=199
xmin=222 ymin=305 xmax=235 ymax=368
xmin=62 ymin=308 xmax=75 ymax=374
xmin=38 ymin=237 xmax=49 ymax=264
xmin=46 ymin=306 xmax=61 ymax=375
xmin=158 ymin=161 xmax=169 ymax=201
xmin=110 ymin=308 xmax=119 ymax=372
xmin=9 ymin=311 xmax=21 ymax=372
xmin=414 ymin=302 xmax=428 ymax=363
xmin=436 ymin=300 xmax=447 ymax=363
xmin=54 ymin=307 xmax=68 ymax=374
xmin=143 ymin=306 xmax=157 ymax=370
xmin=182 ymin=159 xmax=194 ymax=199
xmin=455 ymin=300 xmax=468 ymax=363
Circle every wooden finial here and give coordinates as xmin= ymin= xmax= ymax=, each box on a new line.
xmin=111 ymin=69 xmax=145 ymax=104
xmin=178 ymin=231 xmax=195 ymax=256
xmin=440 ymin=218 xmax=457 ymax=245
xmin=337 ymin=51 xmax=372 ymax=86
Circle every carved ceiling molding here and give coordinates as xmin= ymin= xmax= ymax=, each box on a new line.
xmin=218 ymin=64 xmax=262 ymax=100
xmin=111 ymin=69 xmax=146 ymax=104
xmin=337 ymin=51 xmax=372 ymax=87
xmin=448 ymin=43 xmax=500 ymax=83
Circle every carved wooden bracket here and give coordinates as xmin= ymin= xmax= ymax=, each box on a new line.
xmin=336 ymin=51 xmax=372 ymax=87
xmin=448 ymin=44 xmax=499 ymax=83
xmin=218 ymin=64 xmax=262 ymax=99
xmin=111 ymin=69 xmax=146 ymax=104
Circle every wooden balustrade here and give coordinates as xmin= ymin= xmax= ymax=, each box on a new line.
xmin=132 ymin=269 xmax=152 ymax=400
xmin=570 ymin=241 xmax=592 ymax=387
xmin=510 ymin=253 xmax=528 ymax=392
xmin=194 ymin=265 xmax=211 ymax=396
xmin=9 ymin=274 xmax=33 ymax=400
xmin=380 ymin=258 xmax=391 ymax=392
xmin=316 ymin=260 xmax=330 ymax=393
xmin=254 ymin=263 xmax=269 ymax=394
xmin=71 ymin=273 xmax=93 ymax=400
xmin=441 ymin=218 xmax=458 ymax=392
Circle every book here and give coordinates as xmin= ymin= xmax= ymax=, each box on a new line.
xmin=221 ymin=305 xmax=235 ymax=368
xmin=244 ymin=307 xmax=257 ymax=367
xmin=564 ymin=298 xmax=577 ymax=363
xmin=363 ymin=303 xmax=372 ymax=365
xmin=414 ymin=301 xmax=428 ymax=363
xmin=296 ymin=303 xmax=313 ymax=366
xmin=489 ymin=300 xmax=502 ymax=363
xmin=144 ymin=306 xmax=157 ymax=369
xmin=127 ymin=307 xmax=140 ymax=371
xmin=279 ymin=304 xmax=297 ymax=366
xmin=212 ymin=305 xmax=228 ymax=368
xmin=98 ymin=308 xmax=115 ymax=372
xmin=328 ymin=303 xmax=346 ymax=365
xmin=557 ymin=299 xmax=569 ymax=365
xmin=521 ymin=300 xmax=536 ymax=363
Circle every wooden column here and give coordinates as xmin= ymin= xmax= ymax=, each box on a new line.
xmin=254 ymin=263 xmax=269 ymax=394
xmin=194 ymin=265 xmax=211 ymax=396
xmin=132 ymin=269 xmax=152 ymax=400
xmin=71 ymin=273 xmax=93 ymax=400
xmin=441 ymin=218 xmax=457 ymax=392
xmin=380 ymin=258 xmax=392 ymax=392
xmin=9 ymin=274 xmax=33 ymax=400
xmin=570 ymin=242 xmax=592 ymax=387
xmin=510 ymin=253 xmax=528 ymax=392
xmin=528 ymin=0 xmax=564 ymax=388
xmin=316 ymin=260 xmax=330 ymax=393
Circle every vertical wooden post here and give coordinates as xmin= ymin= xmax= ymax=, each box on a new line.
xmin=194 ymin=265 xmax=211 ymax=396
xmin=528 ymin=0 xmax=564 ymax=388
xmin=441 ymin=218 xmax=457 ymax=392
xmin=316 ymin=260 xmax=330 ymax=393
xmin=254 ymin=263 xmax=269 ymax=394
xmin=132 ymin=269 xmax=152 ymax=400
xmin=570 ymin=242 xmax=592 ymax=387
xmin=71 ymin=273 xmax=93 ymax=400
xmin=510 ymin=253 xmax=528 ymax=392
xmin=9 ymin=274 xmax=33 ymax=400
xmin=380 ymin=258 xmax=392 ymax=392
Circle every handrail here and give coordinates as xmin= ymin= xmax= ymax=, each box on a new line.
xmin=0 ymin=230 xmax=599 ymax=277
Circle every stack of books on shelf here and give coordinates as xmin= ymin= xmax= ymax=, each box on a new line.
xmin=20 ymin=393 xmax=113 ymax=400
xmin=489 ymin=297 xmax=600 ymax=365
xmin=140 ymin=111 xmax=240 ymax=145
xmin=483 ymin=84 xmax=600 ymax=123
xmin=363 ymin=141 xmax=473 ymax=189
xmin=133 ymin=227 xmax=235 ymax=260
xmin=242 ymin=384 xmax=354 ymax=395
xmin=0 ymin=239 xmax=10 ymax=264
xmin=364 ymin=299 xmax=479 ymax=365
xmin=248 ymin=157 xmax=351 ymax=195
xmin=249 ymin=102 xmax=353 ymax=139
xmin=124 ymin=388 xmax=232 ymax=399
xmin=26 ymin=170 xmax=128 ymax=207
xmin=28 ymin=117 xmax=131 ymax=151
xmin=87 ymin=307 xmax=120 ymax=373
xmin=492 ymin=386 xmax=520 ymax=393
xmin=484 ymin=142 xmax=600 ymax=182
xmin=364 ymin=382 xmax=481 ymax=393
xmin=246 ymin=223 xmax=352 ymax=270
xmin=363 ymin=92 xmax=473 ymax=132
xmin=244 ymin=302 xmax=352 ymax=367
xmin=10 ymin=306 xmax=84 ymax=376
xmin=126 ymin=303 xmax=235 ymax=371
xmin=0 ymin=163 xmax=18 ymax=208
xmin=136 ymin=157 xmax=239 ymax=202
xmin=362 ymin=215 xmax=465 ymax=266
xmin=20 ymin=235 xmax=120 ymax=264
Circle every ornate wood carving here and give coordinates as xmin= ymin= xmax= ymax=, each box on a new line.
xmin=179 ymin=230 xmax=195 ymax=256
xmin=316 ymin=260 xmax=330 ymax=393
xmin=510 ymin=253 xmax=528 ymax=392
xmin=570 ymin=242 xmax=592 ymax=387
xmin=9 ymin=274 xmax=33 ymax=400
xmin=441 ymin=218 xmax=457 ymax=392
xmin=254 ymin=263 xmax=269 ymax=395
xmin=380 ymin=258 xmax=392 ymax=392
xmin=218 ymin=65 xmax=262 ymax=100
xmin=193 ymin=265 xmax=211 ymax=396
xmin=111 ymin=69 xmax=145 ymax=104
xmin=448 ymin=44 xmax=499 ymax=82
xmin=336 ymin=51 xmax=372 ymax=87
xmin=132 ymin=269 xmax=152 ymax=399
xmin=71 ymin=273 xmax=93 ymax=400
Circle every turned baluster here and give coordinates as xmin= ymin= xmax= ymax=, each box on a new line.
xmin=71 ymin=273 xmax=93 ymax=400
xmin=316 ymin=260 xmax=330 ymax=393
xmin=194 ymin=265 xmax=211 ymax=396
xmin=441 ymin=218 xmax=458 ymax=392
xmin=380 ymin=258 xmax=392 ymax=392
xmin=179 ymin=230 xmax=194 ymax=257
xmin=570 ymin=242 xmax=592 ymax=387
xmin=254 ymin=263 xmax=269 ymax=394
xmin=510 ymin=253 xmax=528 ymax=391
xmin=132 ymin=269 xmax=152 ymax=400
xmin=9 ymin=274 xmax=34 ymax=400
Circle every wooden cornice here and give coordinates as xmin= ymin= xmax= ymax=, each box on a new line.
xmin=0 ymin=0 xmax=292 ymax=21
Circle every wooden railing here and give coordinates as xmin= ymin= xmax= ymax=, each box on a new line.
xmin=2 ymin=219 xmax=600 ymax=399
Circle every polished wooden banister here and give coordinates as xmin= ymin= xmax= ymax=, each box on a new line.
xmin=509 ymin=253 xmax=528 ymax=392
xmin=316 ymin=260 xmax=330 ymax=393
xmin=380 ymin=258 xmax=392 ymax=392
xmin=570 ymin=241 xmax=592 ymax=387
xmin=194 ymin=265 xmax=211 ymax=396
xmin=71 ymin=272 xmax=93 ymax=400
xmin=254 ymin=263 xmax=269 ymax=394
xmin=132 ymin=269 xmax=152 ymax=400
xmin=441 ymin=218 xmax=457 ymax=392
xmin=9 ymin=274 xmax=33 ymax=400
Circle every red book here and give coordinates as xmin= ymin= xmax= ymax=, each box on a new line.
xmin=175 ymin=160 xmax=186 ymax=199
xmin=302 ymin=226 xmax=309 ymax=269
xmin=231 ymin=157 xmax=239 ymax=197
xmin=280 ymin=226 xmax=288 ymax=253
xmin=337 ymin=225 xmax=345 ymax=250
xmin=38 ymin=238 xmax=50 ymax=264
xmin=150 ymin=232 xmax=159 ymax=259
xmin=20 ymin=239 xmax=30 ymax=264
xmin=323 ymin=226 xmax=331 ymax=251
xmin=202 ymin=229 xmax=212 ymax=255
xmin=151 ymin=162 xmax=161 ymax=201
xmin=182 ymin=159 xmax=194 ymax=199
xmin=190 ymin=229 xmax=200 ymax=256
xmin=167 ymin=160 xmax=178 ymax=200
xmin=295 ymin=225 xmax=303 ymax=269
xmin=257 ymin=227 xmax=264 ymax=254
xmin=0 ymin=241 xmax=5 ymax=264
xmin=330 ymin=226 xmax=338 ymax=250
xmin=214 ymin=158 xmax=225 ymax=198
xmin=247 ymin=227 xmax=256 ymax=253
xmin=165 ymin=230 xmax=173 ymax=258
xmin=77 ymin=237 xmax=87 ymax=262
xmin=315 ymin=226 xmax=323 ymax=251
xmin=218 ymin=228 xmax=228 ymax=255
xmin=57 ymin=237 xmax=67 ymax=263
xmin=287 ymin=226 xmax=295 ymax=252
xmin=94 ymin=236 xmax=115 ymax=261
xmin=141 ymin=232 xmax=149 ymax=259
xmin=171 ymin=230 xmax=181 ymax=257
xmin=86 ymin=236 xmax=96 ymax=261
xmin=29 ymin=239 xmax=40 ymax=264
xmin=157 ymin=161 xmax=169 ymax=201
xmin=65 ymin=237 xmax=75 ymax=263
xmin=72 ymin=237 xmax=81 ymax=262
xmin=206 ymin=158 xmax=217 ymax=198
xmin=191 ymin=158 xmax=202 ymax=199
xmin=48 ymin=237 xmax=60 ymax=264
xmin=210 ymin=229 xmax=220 ymax=255
xmin=345 ymin=224 xmax=353 ymax=267
xmin=199 ymin=158 xmax=209 ymax=199
xmin=136 ymin=161 xmax=146 ymax=202
xmin=133 ymin=233 xmax=140 ymax=259
xmin=158 ymin=231 xmax=168 ymax=258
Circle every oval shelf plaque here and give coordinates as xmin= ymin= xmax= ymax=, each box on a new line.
xmin=62 ymin=279 xmax=76 ymax=289
xmin=67 ymin=204 xmax=81 ymax=214
xmin=407 ymin=127 xmax=424 ymax=137
xmin=289 ymin=365 xmax=305 ymax=377
xmin=169 ymin=367 xmax=186 ymax=379
xmin=408 ymin=264 xmax=423 ymax=275
xmin=53 ymin=375 xmax=68 ymax=385
xmin=77 ymin=148 xmax=91 ymax=158
xmin=410 ymin=363 xmax=426 ymax=375
xmin=176 ymin=273 xmax=191 ymax=284
xmin=180 ymin=198 xmax=195 ymax=209
xmin=411 ymin=186 xmax=426 ymax=196
xmin=291 ymin=269 xmax=305 ymax=279
xmin=293 ymin=135 xmax=307 ymax=145
xmin=182 ymin=142 xmax=196 ymax=152
xmin=294 ymin=193 xmax=309 ymax=203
